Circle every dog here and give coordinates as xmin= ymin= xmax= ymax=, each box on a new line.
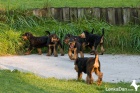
xmin=131 ymin=80 xmax=140 ymax=91
xmin=80 ymin=28 xmax=105 ymax=55
xmin=74 ymin=52 xmax=103 ymax=85
xmin=63 ymin=34 xmax=86 ymax=50
xmin=47 ymin=33 xmax=64 ymax=57
xmin=63 ymin=29 xmax=94 ymax=50
xmin=22 ymin=31 xmax=49 ymax=55
xmin=68 ymin=37 xmax=84 ymax=60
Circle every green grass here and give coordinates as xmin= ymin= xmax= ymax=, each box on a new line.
xmin=0 ymin=0 xmax=140 ymax=55
xmin=0 ymin=15 xmax=140 ymax=55
xmin=0 ymin=0 xmax=140 ymax=10
xmin=0 ymin=70 xmax=139 ymax=93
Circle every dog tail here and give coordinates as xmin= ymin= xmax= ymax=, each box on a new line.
xmin=91 ymin=28 xmax=94 ymax=34
xmin=101 ymin=28 xmax=104 ymax=36
xmin=94 ymin=52 xmax=99 ymax=68
xmin=45 ymin=31 xmax=50 ymax=35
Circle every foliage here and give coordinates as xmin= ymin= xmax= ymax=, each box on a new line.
xmin=0 ymin=0 xmax=140 ymax=10
xmin=0 ymin=70 xmax=139 ymax=93
xmin=0 ymin=11 xmax=140 ymax=55
xmin=0 ymin=0 xmax=140 ymax=55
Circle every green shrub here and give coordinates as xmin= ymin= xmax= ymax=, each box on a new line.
xmin=0 ymin=23 xmax=23 ymax=55
xmin=0 ymin=11 xmax=139 ymax=55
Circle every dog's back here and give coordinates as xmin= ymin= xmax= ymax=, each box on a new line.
xmin=31 ymin=36 xmax=48 ymax=47
xmin=75 ymin=57 xmax=89 ymax=73
xmin=86 ymin=54 xmax=101 ymax=72
xmin=75 ymin=53 xmax=100 ymax=73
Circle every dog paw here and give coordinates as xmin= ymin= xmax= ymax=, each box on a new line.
xmin=99 ymin=52 xmax=104 ymax=55
xmin=46 ymin=54 xmax=51 ymax=56
xmin=24 ymin=52 xmax=30 ymax=55
xmin=96 ymin=80 xmax=102 ymax=86
xmin=38 ymin=53 xmax=42 ymax=55
xmin=90 ymin=52 xmax=95 ymax=55
xmin=54 ymin=55 xmax=58 ymax=57
xmin=61 ymin=54 xmax=64 ymax=56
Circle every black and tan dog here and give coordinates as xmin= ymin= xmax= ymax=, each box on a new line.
xmin=74 ymin=52 xmax=103 ymax=85
xmin=80 ymin=28 xmax=105 ymax=55
xmin=22 ymin=31 xmax=49 ymax=55
xmin=63 ymin=34 xmax=86 ymax=51
xmin=63 ymin=29 xmax=94 ymax=50
xmin=47 ymin=33 xmax=64 ymax=57
xmin=63 ymin=34 xmax=85 ymax=45
xmin=68 ymin=37 xmax=84 ymax=60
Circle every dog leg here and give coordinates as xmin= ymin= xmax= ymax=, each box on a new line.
xmin=90 ymin=73 xmax=94 ymax=84
xmin=73 ymin=48 xmax=78 ymax=60
xmin=95 ymin=68 xmax=103 ymax=86
xmin=47 ymin=45 xmax=52 ymax=56
xmin=86 ymin=75 xmax=89 ymax=84
xmin=68 ymin=49 xmax=73 ymax=60
xmin=25 ymin=51 xmax=31 ymax=55
xmin=25 ymin=46 xmax=33 ymax=55
xmin=90 ymin=46 xmax=95 ymax=55
xmin=53 ymin=45 xmax=58 ymax=57
xmin=87 ymin=72 xmax=93 ymax=84
xmin=80 ymin=51 xmax=84 ymax=58
xmin=59 ymin=42 xmax=64 ymax=56
xmin=37 ymin=48 xmax=42 ymax=55
xmin=82 ymin=43 xmax=86 ymax=50
xmin=74 ymin=65 xmax=78 ymax=72
xmin=78 ymin=72 xmax=82 ymax=80
xmin=86 ymin=74 xmax=92 ymax=84
xmin=60 ymin=48 xmax=64 ymax=56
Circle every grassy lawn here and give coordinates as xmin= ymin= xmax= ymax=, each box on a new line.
xmin=0 ymin=70 xmax=139 ymax=93
xmin=0 ymin=0 xmax=140 ymax=10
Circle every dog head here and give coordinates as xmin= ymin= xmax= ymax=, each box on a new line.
xmin=63 ymin=34 xmax=73 ymax=44
xmin=68 ymin=37 xmax=77 ymax=49
xmin=22 ymin=32 xmax=33 ymax=40
xmin=80 ymin=30 xmax=89 ymax=38
xmin=49 ymin=34 xmax=59 ymax=43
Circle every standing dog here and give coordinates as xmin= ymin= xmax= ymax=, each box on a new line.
xmin=63 ymin=34 xmax=86 ymax=50
xmin=68 ymin=37 xmax=84 ymax=60
xmin=74 ymin=52 xmax=103 ymax=85
xmin=80 ymin=28 xmax=105 ymax=55
xmin=63 ymin=29 xmax=94 ymax=50
xmin=22 ymin=32 xmax=49 ymax=55
xmin=47 ymin=33 xmax=64 ymax=57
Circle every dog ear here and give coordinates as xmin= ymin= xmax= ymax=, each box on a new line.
xmin=45 ymin=31 xmax=50 ymax=35
xmin=84 ymin=31 xmax=89 ymax=34
xmin=67 ymin=34 xmax=70 ymax=37
xmin=67 ymin=34 xmax=73 ymax=37
xmin=26 ymin=33 xmax=30 ymax=38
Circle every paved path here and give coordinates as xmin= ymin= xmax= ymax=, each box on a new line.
xmin=0 ymin=54 xmax=140 ymax=83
